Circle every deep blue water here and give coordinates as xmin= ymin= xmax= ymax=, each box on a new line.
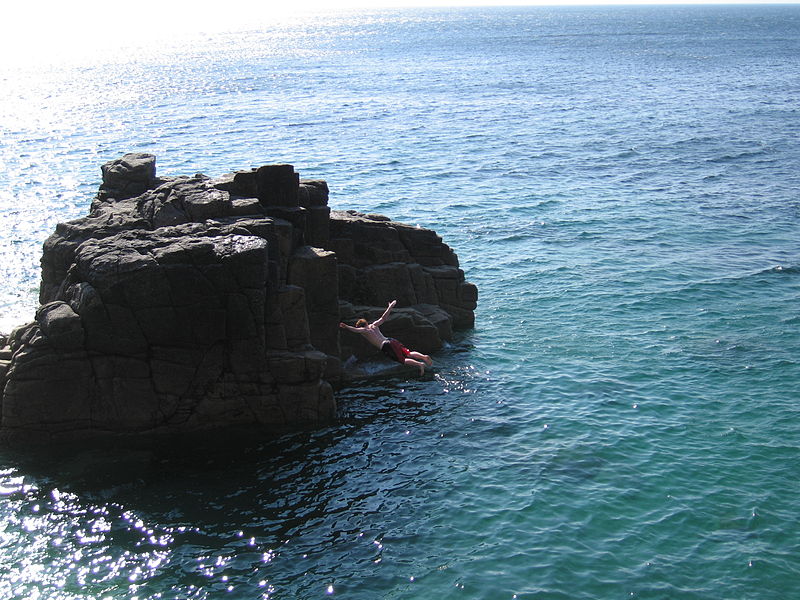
xmin=1 ymin=4 xmax=800 ymax=599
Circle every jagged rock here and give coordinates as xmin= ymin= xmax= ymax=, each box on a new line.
xmin=298 ymin=179 xmax=329 ymax=208
xmin=276 ymin=285 xmax=311 ymax=351
xmin=98 ymin=152 xmax=157 ymax=200
xmin=212 ymin=168 xmax=259 ymax=198
xmin=326 ymin=211 xmax=476 ymax=327
xmin=288 ymin=246 xmax=340 ymax=360
xmin=36 ymin=302 xmax=85 ymax=351
xmin=328 ymin=210 xmax=412 ymax=266
xmin=0 ymin=155 xmax=477 ymax=445
xmin=304 ymin=206 xmax=331 ymax=247
xmin=256 ymin=164 xmax=299 ymax=207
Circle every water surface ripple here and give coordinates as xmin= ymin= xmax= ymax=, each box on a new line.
xmin=1 ymin=5 xmax=800 ymax=599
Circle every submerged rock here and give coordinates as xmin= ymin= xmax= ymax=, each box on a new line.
xmin=0 ymin=153 xmax=477 ymax=445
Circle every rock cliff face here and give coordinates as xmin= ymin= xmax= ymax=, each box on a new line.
xmin=0 ymin=153 xmax=477 ymax=444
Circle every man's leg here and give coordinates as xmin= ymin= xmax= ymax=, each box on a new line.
xmin=404 ymin=358 xmax=425 ymax=375
xmin=408 ymin=351 xmax=432 ymax=366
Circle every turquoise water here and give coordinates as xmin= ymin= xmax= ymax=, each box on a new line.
xmin=1 ymin=5 xmax=800 ymax=598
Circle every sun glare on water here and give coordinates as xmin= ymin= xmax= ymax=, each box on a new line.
xmin=1 ymin=0 xmax=342 ymax=67
xmin=4 ymin=0 xmax=793 ymax=66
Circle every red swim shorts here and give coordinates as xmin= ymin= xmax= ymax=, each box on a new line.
xmin=381 ymin=338 xmax=411 ymax=364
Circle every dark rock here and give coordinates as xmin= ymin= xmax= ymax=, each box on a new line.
xmin=262 ymin=207 xmax=307 ymax=248
xmin=36 ymin=302 xmax=85 ymax=351
xmin=328 ymin=210 xmax=411 ymax=266
xmin=99 ymin=152 xmax=157 ymax=200
xmin=277 ymin=285 xmax=311 ymax=351
xmin=326 ymin=212 xmax=476 ymax=329
xmin=212 ymin=168 xmax=259 ymax=198
xmin=304 ymin=206 xmax=330 ymax=247
xmin=288 ymin=246 xmax=340 ymax=361
xmin=298 ymin=180 xmax=329 ymax=207
xmin=230 ymin=197 xmax=264 ymax=216
xmin=1 ymin=155 xmax=476 ymax=445
xmin=256 ymin=164 xmax=299 ymax=207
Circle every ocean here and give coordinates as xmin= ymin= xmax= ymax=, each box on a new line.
xmin=1 ymin=4 xmax=799 ymax=598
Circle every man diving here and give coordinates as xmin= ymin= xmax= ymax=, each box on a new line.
xmin=339 ymin=300 xmax=433 ymax=375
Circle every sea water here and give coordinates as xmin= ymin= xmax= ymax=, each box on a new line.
xmin=1 ymin=4 xmax=799 ymax=599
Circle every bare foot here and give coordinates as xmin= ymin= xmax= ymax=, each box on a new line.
xmin=423 ymin=355 xmax=432 ymax=366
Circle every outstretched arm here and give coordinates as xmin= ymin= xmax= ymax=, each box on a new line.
xmin=373 ymin=300 xmax=397 ymax=326
xmin=339 ymin=322 xmax=362 ymax=333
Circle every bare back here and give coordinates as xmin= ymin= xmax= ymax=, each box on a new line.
xmin=339 ymin=299 xmax=396 ymax=349
xmin=360 ymin=323 xmax=389 ymax=349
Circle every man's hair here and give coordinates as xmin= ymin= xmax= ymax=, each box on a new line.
xmin=355 ymin=318 xmax=368 ymax=328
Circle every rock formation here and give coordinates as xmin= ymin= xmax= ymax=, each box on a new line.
xmin=0 ymin=153 xmax=477 ymax=445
